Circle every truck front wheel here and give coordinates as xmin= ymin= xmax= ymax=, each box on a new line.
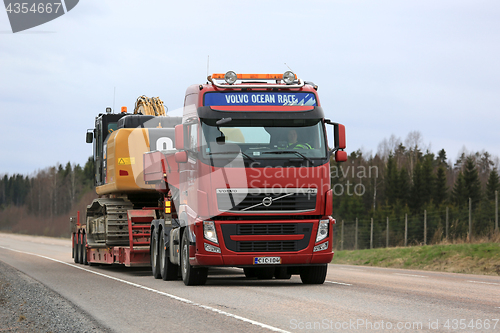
xmin=299 ymin=265 xmax=327 ymax=284
xmin=160 ymin=233 xmax=178 ymax=281
xmin=181 ymin=230 xmax=207 ymax=286
xmin=151 ymin=230 xmax=161 ymax=279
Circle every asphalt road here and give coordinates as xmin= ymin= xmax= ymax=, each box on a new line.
xmin=0 ymin=232 xmax=499 ymax=333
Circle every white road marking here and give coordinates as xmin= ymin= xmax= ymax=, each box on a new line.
xmin=393 ymin=273 xmax=428 ymax=278
xmin=467 ymin=280 xmax=500 ymax=286
xmin=326 ymin=281 xmax=352 ymax=286
xmin=336 ymin=267 xmax=365 ymax=272
xmin=0 ymin=245 xmax=290 ymax=333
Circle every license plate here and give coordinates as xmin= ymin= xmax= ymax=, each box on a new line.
xmin=253 ymin=257 xmax=281 ymax=265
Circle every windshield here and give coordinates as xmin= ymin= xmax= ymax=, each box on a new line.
xmin=200 ymin=119 xmax=327 ymax=163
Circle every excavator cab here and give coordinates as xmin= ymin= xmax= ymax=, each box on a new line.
xmin=88 ymin=112 xmax=127 ymax=187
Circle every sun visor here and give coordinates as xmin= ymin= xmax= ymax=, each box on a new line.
xmin=197 ymin=106 xmax=324 ymax=120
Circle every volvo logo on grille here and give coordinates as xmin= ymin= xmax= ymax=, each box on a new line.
xmin=262 ymin=196 xmax=273 ymax=207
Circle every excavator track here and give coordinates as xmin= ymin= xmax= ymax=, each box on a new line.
xmin=86 ymin=198 xmax=134 ymax=247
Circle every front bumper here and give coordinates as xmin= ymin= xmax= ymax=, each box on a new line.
xmin=189 ymin=218 xmax=334 ymax=267
xmin=194 ymin=251 xmax=333 ymax=266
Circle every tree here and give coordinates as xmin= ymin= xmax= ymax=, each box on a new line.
xmin=421 ymin=153 xmax=435 ymax=205
xmin=463 ymin=156 xmax=482 ymax=207
xmin=486 ymin=168 xmax=500 ymax=201
xmin=385 ymin=154 xmax=398 ymax=207
xmin=452 ymin=172 xmax=467 ymax=207
xmin=409 ymin=162 xmax=424 ymax=213
xmin=396 ymin=167 xmax=410 ymax=206
xmin=83 ymin=156 xmax=95 ymax=188
xmin=437 ymin=149 xmax=447 ymax=167
xmin=434 ymin=166 xmax=447 ymax=206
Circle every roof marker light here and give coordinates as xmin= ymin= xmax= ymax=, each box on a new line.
xmin=283 ymin=71 xmax=295 ymax=85
xmin=224 ymin=71 xmax=237 ymax=85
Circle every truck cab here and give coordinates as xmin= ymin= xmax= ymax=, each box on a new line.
xmin=168 ymin=72 xmax=347 ymax=285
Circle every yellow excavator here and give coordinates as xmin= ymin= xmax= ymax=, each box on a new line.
xmin=72 ymin=96 xmax=181 ymax=265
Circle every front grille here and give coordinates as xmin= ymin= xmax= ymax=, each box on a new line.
xmin=238 ymin=241 xmax=297 ymax=252
xmin=217 ymin=190 xmax=316 ymax=213
xmin=238 ymin=224 xmax=297 ymax=235
xmin=221 ymin=223 xmax=313 ymax=253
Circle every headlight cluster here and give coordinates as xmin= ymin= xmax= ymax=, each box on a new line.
xmin=203 ymin=221 xmax=218 ymax=244
xmin=316 ymin=219 xmax=329 ymax=243
xmin=204 ymin=243 xmax=221 ymax=253
xmin=314 ymin=241 xmax=328 ymax=252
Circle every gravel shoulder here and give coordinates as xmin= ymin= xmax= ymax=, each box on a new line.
xmin=0 ymin=260 xmax=112 ymax=333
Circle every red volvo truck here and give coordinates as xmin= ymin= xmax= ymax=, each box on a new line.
xmin=72 ymin=72 xmax=347 ymax=286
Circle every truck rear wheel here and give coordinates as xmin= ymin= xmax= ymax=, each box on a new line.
xmin=181 ymin=229 xmax=207 ymax=286
xmin=299 ymin=265 xmax=327 ymax=284
xmin=73 ymin=234 xmax=80 ymax=264
xmin=160 ymin=233 xmax=177 ymax=281
xmin=80 ymin=234 xmax=88 ymax=265
xmin=151 ymin=230 xmax=161 ymax=279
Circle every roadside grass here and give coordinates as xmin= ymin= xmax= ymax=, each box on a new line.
xmin=332 ymin=242 xmax=500 ymax=276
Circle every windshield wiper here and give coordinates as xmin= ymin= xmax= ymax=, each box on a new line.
xmin=262 ymin=150 xmax=314 ymax=165
xmin=208 ymin=150 xmax=258 ymax=163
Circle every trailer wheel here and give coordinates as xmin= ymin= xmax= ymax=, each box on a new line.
xmin=81 ymin=234 xmax=88 ymax=265
xmin=74 ymin=233 xmax=80 ymax=264
xmin=299 ymin=265 xmax=327 ymax=284
xmin=181 ymin=230 xmax=207 ymax=286
xmin=160 ymin=233 xmax=177 ymax=281
xmin=78 ymin=233 xmax=84 ymax=264
xmin=151 ymin=230 xmax=161 ymax=279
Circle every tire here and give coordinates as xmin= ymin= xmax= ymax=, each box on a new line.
xmin=181 ymin=229 xmax=207 ymax=286
xmin=274 ymin=267 xmax=292 ymax=280
xmin=299 ymin=265 xmax=328 ymax=284
xmin=81 ymin=234 xmax=88 ymax=265
xmin=151 ymin=230 xmax=161 ymax=279
xmin=160 ymin=233 xmax=177 ymax=281
xmin=73 ymin=233 xmax=80 ymax=264
xmin=78 ymin=234 xmax=84 ymax=264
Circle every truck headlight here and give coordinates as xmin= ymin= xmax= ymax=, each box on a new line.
xmin=316 ymin=219 xmax=329 ymax=243
xmin=203 ymin=221 xmax=218 ymax=244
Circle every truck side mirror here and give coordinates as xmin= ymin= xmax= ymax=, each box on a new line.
xmin=334 ymin=123 xmax=346 ymax=150
xmin=175 ymin=124 xmax=184 ymax=150
xmin=335 ymin=150 xmax=348 ymax=162
xmin=86 ymin=131 xmax=93 ymax=143
xmin=325 ymin=120 xmax=347 ymax=160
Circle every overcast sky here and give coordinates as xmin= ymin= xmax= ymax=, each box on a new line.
xmin=1 ymin=0 xmax=499 ymax=175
